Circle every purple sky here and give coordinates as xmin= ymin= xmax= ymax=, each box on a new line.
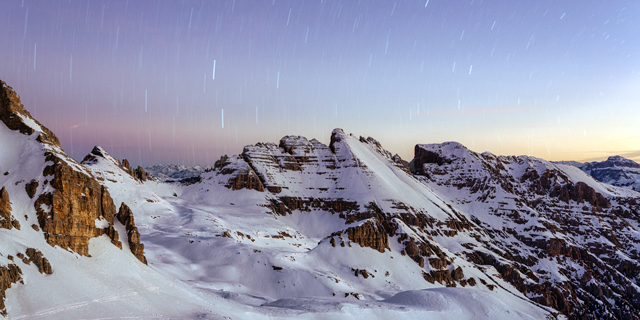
xmin=1 ymin=0 xmax=638 ymax=166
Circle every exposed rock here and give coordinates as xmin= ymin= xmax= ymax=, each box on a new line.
xmin=268 ymin=196 xmax=359 ymax=216
xmin=0 ymin=80 xmax=131 ymax=257
xmin=103 ymin=225 xmax=122 ymax=249
xmin=35 ymin=156 xmax=118 ymax=256
xmin=549 ymin=181 xmax=610 ymax=209
xmin=121 ymin=159 xmax=133 ymax=175
xmin=213 ymin=155 xmax=264 ymax=192
xmin=416 ymin=142 xmax=640 ymax=320
xmin=352 ymin=268 xmax=374 ymax=279
xmin=24 ymin=248 xmax=53 ymax=275
xmin=25 ymin=180 xmax=38 ymax=198
xmin=0 ymin=80 xmax=59 ymax=146
xmin=134 ymin=166 xmax=148 ymax=181
xmin=410 ymin=145 xmax=453 ymax=175
xmin=0 ymin=263 xmax=22 ymax=317
xmin=116 ymin=203 xmax=147 ymax=264
xmin=0 ymin=187 xmax=19 ymax=230
xmin=345 ymin=220 xmax=389 ymax=253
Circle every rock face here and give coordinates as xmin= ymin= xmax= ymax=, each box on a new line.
xmin=0 ymin=187 xmax=19 ymax=230
xmin=116 ymin=203 xmax=147 ymax=264
xmin=212 ymin=155 xmax=264 ymax=191
xmin=134 ymin=166 xmax=148 ymax=181
xmin=23 ymin=248 xmax=53 ymax=275
xmin=0 ymin=263 xmax=22 ymax=317
xmin=35 ymin=155 xmax=121 ymax=256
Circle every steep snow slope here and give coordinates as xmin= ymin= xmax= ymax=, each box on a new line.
xmin=411 ymin=142 xmax=640 ymax=319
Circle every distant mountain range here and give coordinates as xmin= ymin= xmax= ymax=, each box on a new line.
xmin=574 ymin=156 xmax=640 ymax=192
xmin=144 ymin=164 xmax=211 ymax=181
xmin=3 ymin=78 xmax=640 ymax=320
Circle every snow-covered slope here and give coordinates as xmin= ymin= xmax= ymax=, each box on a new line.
xmin=79 ymin=130 xmax=556 ymax=319
xmin=576 ymin=156 xmax=640 ymax=192
xmin=0 ymin=80 xmax=261 ymax=319
xmin=6 ymin=77 xmax=625 ymax=319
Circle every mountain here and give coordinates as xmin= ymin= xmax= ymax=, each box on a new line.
xmin=410 ymin=143 xmax=640 ymax=319
xmin=576 ymin=156 xmax=640 ymax=192
xmin=144 ymin=164 xmax=211 ymax=181
xmin=0 ymin=80 xmax=262 ymax=319
xmin=4 ymin=77 xmax=640 ymax=319
xmin=1 ymin=79 xmax=554 ymax=319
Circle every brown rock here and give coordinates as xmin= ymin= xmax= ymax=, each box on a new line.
xmin=121 ymin=159 xmax=133 ymax=175
xmin=103 ymin=225 xmax=122 ymax=249
xmin=345 ymin=220 xmax=389 ymax=253
xmin=2 ymin=79 xmax=126 ymax=256
xmin=215 ymin=155 xmax=265 ymax=192
xmin=411 ymin=146 xmax=453 ymax=175
xmin=24 ymin=248 xmax=53 ymax=275
xmin=0 ymin=80 xmax=60 ymax=146
xmin=0 ymin=263 xmax=22 ymax=317
xmin=35 ymin=154 xmax=118 ymax=256
xmin=451 ymin=266 xmax=464 ymax=280
xmin=134 ymin=166 xmax=148 ymax=181
xmin=117 ymin=203 xmax=147 ymax=264
xmin=25 ymin=180 xmax=38 ymax=198
xmin=0 ymin=187 xmax=19 ymax=230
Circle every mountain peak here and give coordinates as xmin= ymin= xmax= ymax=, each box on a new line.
xmin=0 ymin=79 xmax=60 ymax=147
xmin=606 ymin=155 xmax=636 ymax=165
xmin=81 ymin=145 xmax=120 ymax=167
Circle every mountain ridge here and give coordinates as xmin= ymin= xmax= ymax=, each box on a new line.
xmin=4 ymin=78 xmax=640 ymax=319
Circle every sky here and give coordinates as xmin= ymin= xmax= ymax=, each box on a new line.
xmin=0 ymin=0 xmax=638 ymax=167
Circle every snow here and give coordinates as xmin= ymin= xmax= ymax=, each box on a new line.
xmin=17 ymin=114 xmax=43 ymax=133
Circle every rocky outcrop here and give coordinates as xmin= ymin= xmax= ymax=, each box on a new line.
xmin=0 ymin=80 xmax=59 ymax=146
xmin=342 ymin=220 xmax=389 ymax=253
xmin=25 ymin=180 xmax=38 ymax=199
xmin=116 ymin=203 xmax=147 ymax=264
xmin=134 ymin=166 xmax=148 ymax=181
xmin=267 ymin=196 xmax=359 ymax=216
xmin=0 ymin=187 xmax=19 ymax=230
xmin=0 ymin=263 xmax=22 ymax=317
xmin=1 ymin=79 xmax=144 ymax=260
xmin=23 ymin=248 xmax=53 ymax=275
xmin=410 ymin=145 xmax=453 ymax=175
xmin=213 ymin=155 xmax=264 ymax=191
xmin=550 ymin=181 xmax=610 ymax=209
xmin=35 ymin=155 xmax=119 ymax=256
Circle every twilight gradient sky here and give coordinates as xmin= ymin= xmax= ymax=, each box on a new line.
xmin=1 ymin=0 xmax=638 ymax=166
